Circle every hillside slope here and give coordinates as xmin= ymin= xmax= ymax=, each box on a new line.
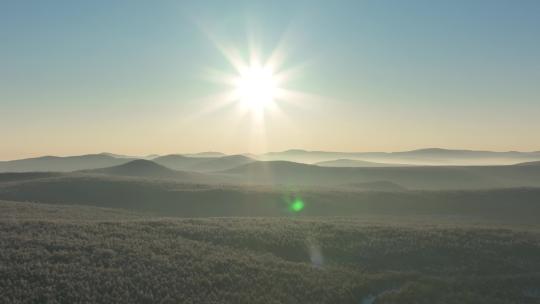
xmin=0 ymin=154 xmax=134 ymax=172
xmin=223 ymin=161 xmax=540 ymax=189
xmin=515 ymin=160 xmax=540 ymax=166
xmin=153 ymin=154 xmax=253 ymax=172
xmin=315 ymin=159 xmax=412 ymax=167
xmin=81 ymin=159 xmax=216 ymax=182
xmin=1 ymin=174 xmax=539 ymax=223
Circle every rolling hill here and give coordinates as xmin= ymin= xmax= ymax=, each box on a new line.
xmin=515 ymin=160 xmax=540 ymax=166
xmin=3 ymin=149 xmax=540 ymax=173
xmin=315 ymin=159 xmax=412 ymax=167
xmin=153 ymin=154 xmax=254 ymax=172
xmin=5 ymin=155 xmax=540 ymax=191
xmin=223 ymin=160 xmax=540 ymax=190
xmin=0 ymin=153 xmax=254 ymax=174
xmin=80 ymin=159 xmax=216 ymax=182
xmin=0 ymin=172 xmax=63 ymax=182
xmin=337 ymin=181 xmax=406 ymax=191
xmin=185 ymin=151 xmax=227 ymax=158
xmin=0 ymin=153 xmax=135 ymax=172
xmin=1 ymin=173 xmax=539 ymax=223
xmin=151 ymin=154 xmax=208 ymax=170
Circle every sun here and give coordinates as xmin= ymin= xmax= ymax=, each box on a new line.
xmin=233 ymin=64 xmax=279 ymax=112
xmin=198 ymin=27 xmax=313 ymax=124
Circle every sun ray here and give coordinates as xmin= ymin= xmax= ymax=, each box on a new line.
xmin=189 ymin=19 xmax=326 ymax=156
xmin=201 ymin=67 xmax=239 ymax=86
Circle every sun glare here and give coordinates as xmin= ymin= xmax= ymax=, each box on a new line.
xmin=198 ymin=26 xmax=314 ymax=127
xmin=233 ymin=64 xmax=279 ymax=112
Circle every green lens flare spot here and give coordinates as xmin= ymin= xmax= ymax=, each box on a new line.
xmin=290 ymin=199 xmax=304 ymax=212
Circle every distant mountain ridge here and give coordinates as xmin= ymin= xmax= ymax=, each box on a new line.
xmin=2 ymin=148 xmax=540 ymax=173
xmin=315 ymin=159 xmax=413 ymax=167
xmin=0 ymin=153 xmax=253 ymax=173
xmin=260 ymin=148 xmax=540 ymax=165
xmin=184 ymin=152 xmax=227 ymax=158
xmin=0 ymin=154 xmax=136 ymax=172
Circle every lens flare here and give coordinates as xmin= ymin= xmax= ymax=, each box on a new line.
xmin=290 ymin=198 xmax=304 ymax=212
xmin=308 ymin=241 xmax=324 ymax=268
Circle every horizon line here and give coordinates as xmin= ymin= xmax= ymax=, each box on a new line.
xmin=2 ymin=147 xmax=540 ymax=162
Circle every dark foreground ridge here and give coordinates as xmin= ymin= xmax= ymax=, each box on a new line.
xmin=1 ymin=173 xmax=540 ymax=223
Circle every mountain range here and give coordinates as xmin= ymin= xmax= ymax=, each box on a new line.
xmin=2 ymin=157 xmax=540 ymax=191
xmin=2 ymin=151 xmax=540 ymax=219
xmin=259 ymin=148 xmax=540 ymax=165
xmin=2 ymin=148 xmax=540 ymax=173
xmin=0 ymin=153 xmax=254 ymax=173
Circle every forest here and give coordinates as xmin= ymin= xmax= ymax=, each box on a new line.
xmin=1 ymin=200 xmax=540 ymax=303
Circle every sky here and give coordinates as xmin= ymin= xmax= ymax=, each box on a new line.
xmin=1 ymin=0 xmax=539 ymax=160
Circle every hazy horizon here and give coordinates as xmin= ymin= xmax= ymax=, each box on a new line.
xmin=2 ymin=0 xmax=540 ymax=160
xmin=2 ymin=146 xmax=540 ymax=162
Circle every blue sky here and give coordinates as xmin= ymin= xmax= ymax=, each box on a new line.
xmin=1 ymin=0 xmax=539 ymax=159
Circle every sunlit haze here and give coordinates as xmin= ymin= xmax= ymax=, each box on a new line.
xmin=1 ymin=1 xmax=540 ymax=160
